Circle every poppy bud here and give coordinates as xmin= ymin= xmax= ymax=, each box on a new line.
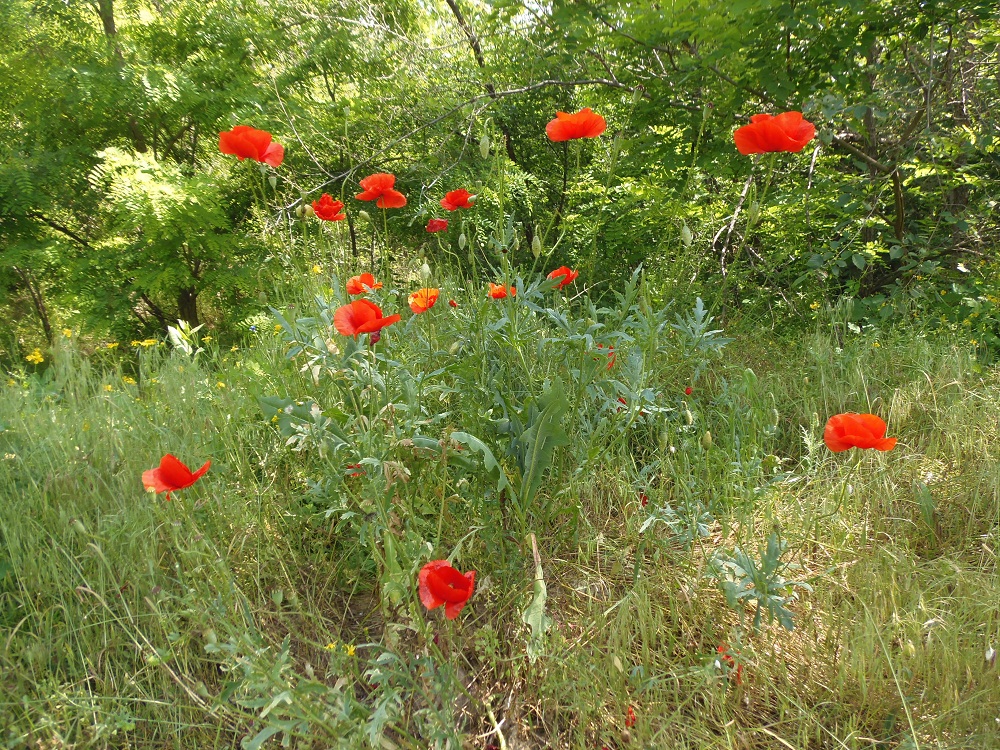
xmin=71 ymin=518 xmax=87 ymax=535
xmin=358 ymin=210 xmax=371 ymax=223
xmin=449 ymin=341 xmax=462 ymax=355
xmin=475 ymin=180 xmax=483 ymax=192
xmin=803 ymin=376 xmax=810 ymax=385
xmin=632 ymin=86 xmax=644 ymax=104
xmin=531 ymin=235 xmax=542 ymax=258
xmin=701 ymin=431 xmax=713 ymax=450
xmin=681 ymin=223 xmax=693 ymax=248
xmin=746 ymin=201 xmax=759 ymax=225
xmin=420 ymin=262 xmax=431 ymax=280
xmin=343 ymin=106 xmax=351 ymax=118
xmin=370 ymin=331 xmax=381 ymax=344
xmin=479 ymin=134 xmax=490 ymax=159
xmin=467 ymin=252 xmax=474 ymax=265
xmin=458 ymin=233 xmax=467 ymax=250
xmin=658 ymin=430 xmax=669 ymax=450
xmin=304 ymin=204 xmax=315 ymax=217
xmin=268 ymin=175 xmax=277 ymax=189
xmin=684 ymin=409 xmax=693 ymax=425
xmin=295 ymin=205 xmax=304 ymax=217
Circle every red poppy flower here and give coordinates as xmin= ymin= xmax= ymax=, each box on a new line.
xmin=545 ymin=108 xmax=607 ymax=142
xmin=685 ymin=386 xmax=693 ymax=396
xmin=448 ymin=299 xmax=458 ymax=308
xmin=426 ymin=218 xmax=448 ymax=232
xmin=142 ymin=454 xmax=210 ymax=500
xmin=640 ymin=493 xmax=649 ymax=507
xmin=488 ymin=283 xmax=515 ymax=299
xmin=717 ymin=643 xmax=744 ymax=685
xmin=418 ymin=560 xmax=475 ymax=619
xmin=346 ymin=273 xmax=382 ymax=295
xmin=408 ymin=287 xmax=440 ymax=314
xmin=440 ymin=189 xmax=475 ymax=211
xmin=218 ymin=126 xmax=284 ymax=167
xmin=312 ymin=193 xmax=346 ymax=221
xmin=356 ymin=173 xmax=407 ymax=208
xmin=333 ymin=299 xmax=401 ymax=338
xmin=625 ymin=705 xmax=637 ymax=728
xmin=823 ymin=413 xmax=896 ymax=452
xmin=547 ymin=266 xmax=579 ymax=289
xmin=733 ymin=112 xmax=816 ymax=155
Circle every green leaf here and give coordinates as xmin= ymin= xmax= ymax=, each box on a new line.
xmin=522 ymin=559 xmax=551 ymax=663
xmin=852 ymin=253 xmax=867 ymax=270
xmin=518 ymin=378 xmax=570 ymax=506
xmin=450 ymin=431 xmax=511 ymax=493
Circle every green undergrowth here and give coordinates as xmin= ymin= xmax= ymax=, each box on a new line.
xmin=1 ymin=296 xmax=998 ymax=749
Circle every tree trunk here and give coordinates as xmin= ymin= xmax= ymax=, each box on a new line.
xmin=177 ymin=287 xmax=199 ymax=327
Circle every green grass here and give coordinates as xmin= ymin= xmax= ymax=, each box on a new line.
xmin=2 ymin=296 xmax=998 ymax=749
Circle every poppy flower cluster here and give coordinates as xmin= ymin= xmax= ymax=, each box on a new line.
xmin=545 ymin=108 xmax=607 ymax=142
xmin=418 ymin=560 xmax=475 ymax=619
xmin=408 ymin=288 xmax=440 ymax=314
xmin=823 ymin=413 xmax=896 ymax=452
xmin=489 ymin=283 xmax=516 ymax=299
xmin=733 ymin=112 xmax=816 ymax=155
xmin=333 ymin=299 xmax=401 ymax=338
xmin=346 ymin=273 xmax=382 ymax=295
xmin=142 ymin=454 xmax=210 ymax=500
xmin=356 ymin=173 xmax=407 ymax=208
xmin=547 ymin=266 xmax=579 ymax=289
xmin=312 ymin=193 xmax=345 ymax=221
xmin=440 ymin=189 xmax=475 ymax=211
xmin=219 ymin=126 xmax=285 ymax=167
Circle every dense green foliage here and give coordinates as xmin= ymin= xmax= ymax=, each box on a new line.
xmin=2 ymin=2 xmax=1000 ymax=748
xmin=3 ymin=0 xmax=999 ymax=353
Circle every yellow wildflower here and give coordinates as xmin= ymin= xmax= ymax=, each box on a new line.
xmin=7 ymin=379 xmax=16 ymax=386
xmin=810 ymin=301 xmax=820 ymax=310
xmin=122 ymin=376 xmax=137 ymax=385
xmin=274 ymin=324 xmax=282 ymax=332
xmin=344 ymin=644 xmax=356 ymax=657
xmin=312 ymin=265 xmax=323 ymax=274
xmin=131 ymin=340 xmax=142 ymax=347
xmin=140 ymin=339 xmax=158 ymax=347
xmin=106 ymin=342 xmax=119 ymax=350
xmin=103 ymin=384 xmax=113 ymax=392
xmin=230 ymin=345 xmax=238 ymax=352
xmin=25 ymin=349 xmax=44 ymax=365
xmin=203 ymin=335 xmax=213 ymax=343
xmin=324 ymin=642 xmax=338 ymax=651
xmin=872 ymin=341 xmax=881 ymax=348
xmin=216 ymin=381 xmax=226 ymax=389
xmin=62 ymin=328 xmax=73 ymax=337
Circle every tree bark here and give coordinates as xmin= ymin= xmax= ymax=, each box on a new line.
xmin=177 ymin=287 xmax=199 ymax=327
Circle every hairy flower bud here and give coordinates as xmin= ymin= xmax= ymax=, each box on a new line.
xmin=358 ymin=210 xmax=371 ymax=223
xmin=701 ymin=431 xmax=713 ymax=450
xmin=458 ymin=233 xmax=467 ymax=250
xmin=479 ymin=134 xmax=490 ymax=159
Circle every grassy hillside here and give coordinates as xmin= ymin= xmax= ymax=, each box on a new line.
xmin=2 ymin=278 xmax=997 ymax=748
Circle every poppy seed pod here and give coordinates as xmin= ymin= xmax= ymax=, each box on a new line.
xmin=701 ymin=431 xmax=713 ymax=450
